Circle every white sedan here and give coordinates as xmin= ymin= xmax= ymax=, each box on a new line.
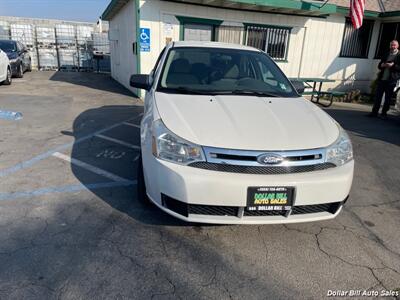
xmin=131 ymin=41 xmax=354 ymax=224
xmin=0 ymin=48 xmax=11 ymax=85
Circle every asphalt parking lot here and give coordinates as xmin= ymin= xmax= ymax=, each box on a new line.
xmin=0 ymin=71 xmax=399 ymax=299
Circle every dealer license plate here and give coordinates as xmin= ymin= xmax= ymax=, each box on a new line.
xmin=246 ymin=187 xmax=294 ymax=211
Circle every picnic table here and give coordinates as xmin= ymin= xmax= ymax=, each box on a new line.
xmin=289 ymin=77 xmax=343 ymax=107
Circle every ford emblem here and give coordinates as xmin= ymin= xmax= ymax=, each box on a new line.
xmin=257 ymin=153 xmax=284 ymax=165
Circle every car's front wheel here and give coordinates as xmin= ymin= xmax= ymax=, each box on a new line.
xmin=16 ymin=63 xmax=24 ymax=78
xmin=2 ymin=67 xmax=12 ymax=85
xmin=137 ymin=154 xmax=151 ymax=206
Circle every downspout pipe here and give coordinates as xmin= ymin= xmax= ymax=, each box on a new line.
xmin=135 ymin=0 xmax=142 ymax=98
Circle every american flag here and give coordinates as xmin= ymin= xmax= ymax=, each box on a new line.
xmin=350 ymin=0 xmax=366 ymax=29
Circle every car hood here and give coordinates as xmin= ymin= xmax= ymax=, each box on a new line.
xmin=155 ymin=92 xmax=339 ymax=151
xmin=5 ymin=51 xmax=17 ymax=59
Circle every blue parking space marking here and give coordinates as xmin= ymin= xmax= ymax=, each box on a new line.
xmin=0 ymin=115 xmax=141 ymax=178
xmin=0 ymin=181 xmax=136 ymax=201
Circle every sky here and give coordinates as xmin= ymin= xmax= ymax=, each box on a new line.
xmin=0 ymin=0 xmax=111 ymax=23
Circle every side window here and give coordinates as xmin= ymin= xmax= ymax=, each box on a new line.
xmin=16 ymin=42 xmax=21 ymax=52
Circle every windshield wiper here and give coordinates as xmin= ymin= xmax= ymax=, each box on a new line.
xmin=162 ymin=86 xmax=212 ymax=95
xmin=229 ymin=90 xmax=280 ymax=97
xmin=211 ymin=90 xmax=280 ymax=97
xmin=161 ymin=87 xmax=281 ymax=97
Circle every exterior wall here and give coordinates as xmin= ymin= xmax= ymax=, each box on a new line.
xmin=108 ymin=0 xmax=137 ymax=93
xmin=109 ymin=0 xmax=386 ymax=93
xmin=299 ymin=16 xmax=381 ymax=92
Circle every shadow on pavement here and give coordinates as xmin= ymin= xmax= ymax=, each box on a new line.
xmin=67 ymin=104 xmax=189 ymax=226
xmin=326 ymin=108 xmax=400 ymax=147
xmin=49 ymin=71 xmax=135 ymax=97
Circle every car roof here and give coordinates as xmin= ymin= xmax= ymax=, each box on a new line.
xmin=0 ymin=40 xmax=17 ymax=43
xmin=172 ymin=41 xmax=260 ymax=52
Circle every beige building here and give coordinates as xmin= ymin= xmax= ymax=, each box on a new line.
xmin=102 ymin=0 xmax=400 ymax=94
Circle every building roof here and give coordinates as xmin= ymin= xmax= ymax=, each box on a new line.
xmin=102 ymin=0 xmax=130 ymax=21
xmin=382 ymin=0 xmax=400 ymax=13
xmin=326 ymin=0 xmax=400 ymax=13
xmin=101 ymin=0 xmax=400 ymax=21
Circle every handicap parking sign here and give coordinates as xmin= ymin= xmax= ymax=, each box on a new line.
xmin=140 ymin=28 xmax=150 ymax=52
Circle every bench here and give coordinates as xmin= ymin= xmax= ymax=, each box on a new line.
xmin=301 ymin=91 xmax=337 ymax=107
xmin=302 ymin=91 xmax=320 ymax=96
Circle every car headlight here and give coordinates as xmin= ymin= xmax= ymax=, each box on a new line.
xmin=326 ymin=126 xmax=353 ymax=166
xmin=152 ymin=119 xmax=205 ymax=165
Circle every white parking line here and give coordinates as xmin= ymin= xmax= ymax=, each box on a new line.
xmin=96 ymin=134 xmax=141 ymax=150
xmin=52 ymin=152 xmax=131 ymax=182
xmin=123 ymin=122 xmax=141 ymax=128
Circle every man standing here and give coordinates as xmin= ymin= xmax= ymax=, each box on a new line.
xmin=369 ymin=40 xmax=400 ymax=119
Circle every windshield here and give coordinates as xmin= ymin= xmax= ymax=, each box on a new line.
xmin=0 ymin=40 xmax=17 ymax=52
xmin=158 ymin=47 xmax=296 ymax=97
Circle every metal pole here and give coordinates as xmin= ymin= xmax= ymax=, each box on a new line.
xmin=76 ymin=26 xmax=80 ymax=72
xmin=55 ymin=27 xmax=60 ymax=70
xmin=35 ymin=26 xmax=41 ymax=70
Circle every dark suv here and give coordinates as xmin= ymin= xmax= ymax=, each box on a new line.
xmin=0 ymin=40 xmax=32 ymax=78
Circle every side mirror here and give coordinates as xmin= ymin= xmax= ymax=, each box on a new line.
xmin=130 ymin=74 xmax=151 ymax=90
xmin=291 ymin=80 xmax=305 ymax=95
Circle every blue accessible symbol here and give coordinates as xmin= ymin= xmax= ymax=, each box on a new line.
xmin=140 ymin=28 xmax=150 ymax=52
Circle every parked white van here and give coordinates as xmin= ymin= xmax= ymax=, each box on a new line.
xmin=131 ymin=42 xmax=354 ymax=224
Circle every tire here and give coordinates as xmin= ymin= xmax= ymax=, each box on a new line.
xmin=2 ymin=67 xmax=12 ymax=85
xmin=137 ymin=154 xmax=151 ymax=206
xmin=16 ymin=63 xmax=23 ymax=78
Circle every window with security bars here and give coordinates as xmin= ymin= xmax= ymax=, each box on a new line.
xmin=340 ymin=18 xmax=374 ymax=58
xmin=375 ymin=22 xmax=400 ymax=59
xmin=246 ymin=25 xmax=290 ymax=60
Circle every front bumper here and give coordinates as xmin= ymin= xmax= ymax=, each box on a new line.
xmin=143 ymin=155 xmax=354 ymax=224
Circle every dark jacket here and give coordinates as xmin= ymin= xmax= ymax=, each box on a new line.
xmin=377 ymin=52 xmax=400 ymax=82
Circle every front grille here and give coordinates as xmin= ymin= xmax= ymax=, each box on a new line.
xmin=213 ymin=153 xmax=322 ymax=162
xmin=243 ymin=210 xmax=286 ymax=216
xmin=161 ymin=194 xmax=343 ymax=218
xmin=162 ymin=194 xmax=189 ymax=217
xmin=189 ymin=204 xmax=238 ymax=216
xmin=188 ymin=162 xmax=336 ymax=174
xmin=291 ymin=202 xmax=341 ymax=215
